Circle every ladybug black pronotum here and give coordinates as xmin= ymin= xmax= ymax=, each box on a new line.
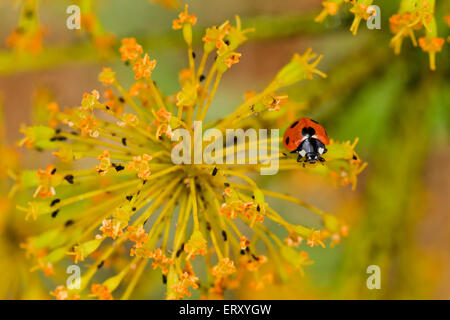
xmin=283 ymin=118 xmax=330 ymax=164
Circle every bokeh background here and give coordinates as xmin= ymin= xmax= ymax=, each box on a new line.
xmin=0 ymin=0 xmax=448 ymax=299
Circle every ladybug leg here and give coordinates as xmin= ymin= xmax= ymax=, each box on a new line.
xmin=296 ymin=153 xmax=305 ymax=163
xmin=319 ymin=156 xmax=326 ymax=163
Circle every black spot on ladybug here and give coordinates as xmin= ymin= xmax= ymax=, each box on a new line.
xmin=212 ymin=167 xmax=218 ymax=176
xmin=121 ymin=137 xmax=127 ymax=146
xmin=50 ymin=199 xmax=61 ymax=207
xmin=285 ymin=137 xmax=290 ymax=145
xmin=132 ymin=207 xmax=137 ymax=212
xmin=64 ymin=174 xmax=74 ymax=184
xmin=51 ymin=210 xmax=59 ymax=218
xmin=290 ymin=121 xmax=299 ymax=128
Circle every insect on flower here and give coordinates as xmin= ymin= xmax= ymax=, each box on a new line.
xmin=15 ymin=6 xmax=366 ymax=300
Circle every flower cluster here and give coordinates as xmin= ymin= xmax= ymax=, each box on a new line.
xmin=6 ymin=0 xmax=44 ymax=55
xmin=315 ymin=0 xmax=446 ymax=70
xmin=390 ymin=0 xmax=444 ymax=70
xmin=16 ymin=6 xmax=365 ymax=300
xmin=315 ymin=0 xmax=375 ymax=35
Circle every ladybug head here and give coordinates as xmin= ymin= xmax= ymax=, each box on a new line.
xmin=305 ymin=152 xmax=319 ymax=164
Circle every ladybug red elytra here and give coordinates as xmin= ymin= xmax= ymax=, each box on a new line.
xmin=283 ymin=118 xmax=330 ymax=164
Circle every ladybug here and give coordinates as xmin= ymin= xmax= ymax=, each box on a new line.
xmin=283 ymin=118 xmax=330 ymax=164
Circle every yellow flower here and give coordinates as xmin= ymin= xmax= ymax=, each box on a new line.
xmin=389 ymin=13 xmax=421 ymax=55
xmin=172 ymin=5 xmax=197 ymax=30
xmin=119 ymin=38 xmax=143 ymax=62
xmin=315 ymin=0 xmax=344 ymax=23
xmin=184 ymin=230 xmax=207 ymax=259
xmin=349 ymin=1 xmax=373 ymax=35
xmin=127 ymin=154 xmax=153 ymax=180
xmin=89 ymin=284 xmax=113 ymax=300
xmin=171 ymin=272 xmax=199 ymax=299
xmin=95 ymin=151 xmax=112 ymax=175
xmin=98 ymin=67 xmax=116 ymax=86
xmin=34 ymin=165 xmax=57 ymax=199
xmin=50 ymin=286 xmax=80 ymax=300
xmin=211 ymin=257 xmax=236 ymax=277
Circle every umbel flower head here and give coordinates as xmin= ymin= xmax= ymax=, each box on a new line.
xmin=6 ymin=0 xmax=45 ymax=55
xmin=16 ymin=6 xmax=365 ymax=300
